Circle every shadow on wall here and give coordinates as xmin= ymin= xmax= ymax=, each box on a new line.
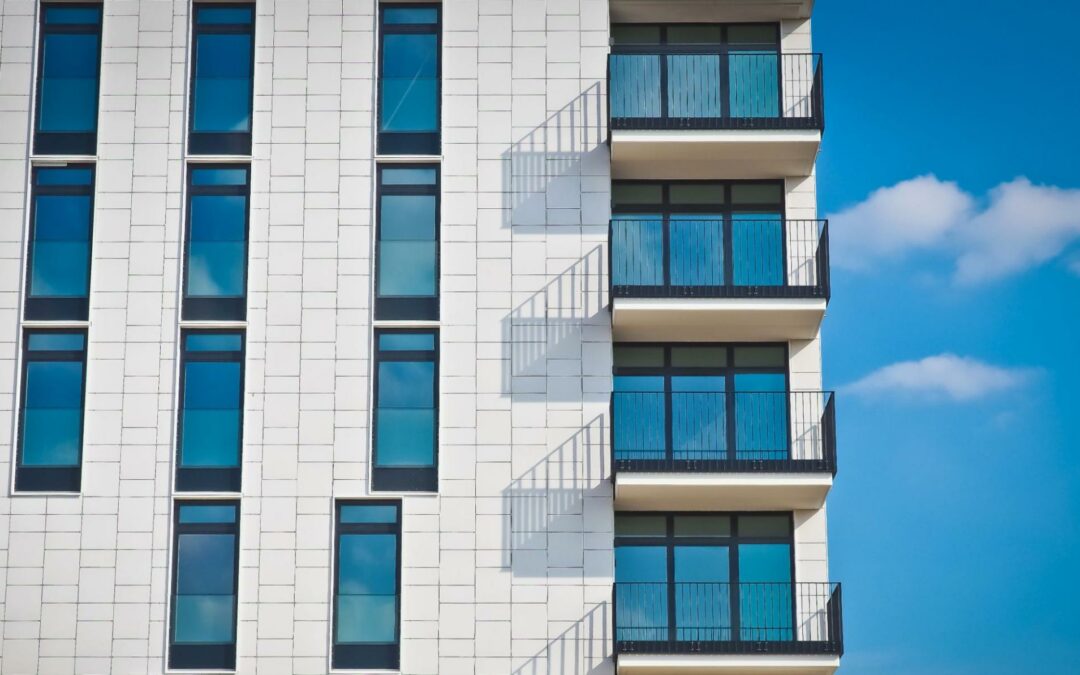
xmin=512 ymin=603 xmax=613 ymax=675
xmin=503 ymin=415 xmax=609 ymax=577
xmin=501 ymin=246 xmax=608 ymax=400
xmin=503 ymin=82 xmax=608 ymax=228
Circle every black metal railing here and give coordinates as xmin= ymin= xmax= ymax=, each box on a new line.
xmin=610 ymin=218 xmax=830 ymax=301
xmin=614 ymin=582 xmax=843 ymax=656
xmin=611 ymin=391 xmax=836 ymax=474
xmin=608 ymin=51 xmax=825 ymax=131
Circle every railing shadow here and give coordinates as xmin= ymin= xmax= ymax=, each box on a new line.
xmin=503 ymin=82 xmax=607 ymax=228
xmin=503 ymin=416 xmax=608 ymax=577
xmin=502 ymin=246 xmax=607 ymax=400
xmin=512 ymin=603 xmax=613 ymax=675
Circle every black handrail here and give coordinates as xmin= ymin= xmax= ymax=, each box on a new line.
xmin=609 ymin=51 xmax=825 ymax=131
xmin=611 ymin=390 xmax=837 ymax=475
xmin=610 ymin=218 xmax=830 ymax=301
xmin=614 ymin=582 xmax=843 ymax=656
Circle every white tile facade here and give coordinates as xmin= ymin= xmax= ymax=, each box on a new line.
xmin=0 ymin=1 xmax=832 ymax=674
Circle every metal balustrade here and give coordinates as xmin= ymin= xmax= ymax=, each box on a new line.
xmin=609 ymin=51 xmax=825 ymax=131
xmin=611 ymin=391 xmax=837 ymax=474
xmin=614 ymin=582 xmax=843 ymax=656
xmin=610 ymin=219 xmax=830 ymax=300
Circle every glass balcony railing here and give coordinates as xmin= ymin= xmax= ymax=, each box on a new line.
xmin=611 ymin=391 xmax=837 ymax=474
xmin=614 ymin=582 xmax=844 ymax=656
xmin=610 ymin=218 xmax=830 ymax=300
xmin=608 ymin=51 xmax=824 ymax=131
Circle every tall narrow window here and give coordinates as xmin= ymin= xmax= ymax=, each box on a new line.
xmin=372 ymin=329 xmax=438 ymax=492
xmin=34 ymin=4 xmax=102 ymax=155
xmin=15 ymin=330 xmax=87 ymax=492
xmin=189 ymin=4 xmax=255 ymax=155
xmin=170 ymin=501 xmax=240 ymax=670
xmin=177 ymin=331 xmax=245 ymax=492
xmin=183 ymin=165 xmax=250 ymax=320
xmin=376 ymin=165 xmax=439 ymax=320
xmin=25 ymin=165 xmax=95 ymax=320
xmin=378 ymin=4 xmax=440 ymax=154
xmin=333 ymin=501 xmax=401 ymax=670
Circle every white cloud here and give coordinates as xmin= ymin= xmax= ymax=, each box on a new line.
xmin=829 ymin=175 xmax=1080 ymax=283
xmin=844 ymin=354 xmax=1036 ymax=402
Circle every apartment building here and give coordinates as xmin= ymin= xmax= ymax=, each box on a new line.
xmin=0 ymin=0 xmax=841 ymax=673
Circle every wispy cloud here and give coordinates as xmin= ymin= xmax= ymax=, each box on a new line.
xmin=844 ymin=354 xmax=1037 ymax=402
xmin=829 ymin=175 xmax=1080 ymax=283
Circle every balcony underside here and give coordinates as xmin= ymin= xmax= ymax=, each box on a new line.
xmin=610 ymin=0 xmax=815 ymax=22
xmin=609 ymin=129 xmax=822 ymax=180
xmin=615 ymin=472 xmax=832 ymax=511
xmin=617 ymin=654 xmax=839 ymax=675
xmin=611 ymin=297 xmax=826 ymax=341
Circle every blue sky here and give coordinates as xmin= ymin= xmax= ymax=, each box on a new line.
xmin=814 ymin=1 xmax=1080 ymax=672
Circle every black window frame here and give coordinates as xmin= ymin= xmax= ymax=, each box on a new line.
xmin=332 ymin=500 xmax=403 ymax=670
xmin=614 ymin=511 xmax=797 ymax=648
xmin=24 ymin=163 xmax=96 ymax=321
xmin=168 ymin=499 xmax=241 ymax=671
xmin=15 ymin=328 xmax=88 ymax=492
xmin=376 ymin=3 xmax=442 ymax=155
xmin=188 ymin=3 xmax=256 ymax=156
xmin=375 ymin=163 xmax=440 ymax=320
xmin=175 ymin=329 xmax=246 ymax=492
xmin=33 ymin=3 xmax=103 ymax=156
xmin=371 ymin=328 xmax=439 ymax=492
xmin=610 ymin=22 xmax=780 ymax=52
xmin=182 ymin=164 xmax=251 ymax=321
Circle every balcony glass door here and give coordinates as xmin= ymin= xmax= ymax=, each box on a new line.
xmin=611 ymin=181 xmax=785 ymax=295
xmin=615 ymin=514 xmax=795 ymax=647
xmin=613 ymin=345 xmax=790 ymax=466
xmin=728 ymin=26 xmax=780 ymax=119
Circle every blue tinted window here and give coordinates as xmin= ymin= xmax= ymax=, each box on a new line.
xmin=30 ymin=194 xmax=91 ymax=299
xmin=185 ymin=333 xmax=243 ymax=352
xmin=36 ymin=7 xmax=101 ymax=143
xmin=191 ymin=167 xmax=248 ymax=186
xmin=192 ymin=34 xmax=253 ymax=133
xmin=376 ymin=166 xmax=439 ymax=318
xmin=381 ymin=168 xmax=437 ymax=185
xmin=334 ymin=502 xmax=401 ymax=668
xmin=17 ymin=330 xmax=87 ymax=490
xmin=190 ymin=4 xmax=254 ymax=153
xmin=171 ymin=501 xmax=239 ymax=664
xmin=45 ymin=7 xmax=102 ymax=24
xmin=36 ymin=167 xmax=92 ymax=186
xmin=378 ymin=333 xmax=435 ymax=351
xmin=373 ymin=330 xmax=438 ymax=491
xmin=381 ymin=34 xmax=438 ymax=132
xmin=378 ymin=5 xmax=439 ymax=154
xmin=179 ymin=504 xmax=238 ymax=524
xmin=382 ymin=7 xmax=438 ymax=24
xmin=178 ymin=332 xmax=244 ymax=489
xmin=341 ymin=504 xmax=399 ymax=524
xmin=27 ymin=332 xmax=85 ymax=351
xmin=196 ymin=7 xmax=253 ymax=24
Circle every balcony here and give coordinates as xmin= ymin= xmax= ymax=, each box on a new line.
xmin=612 ymin=391 xmax=836 ymax=511
xmin=608 ymin=52 xmax=824 ymax=179
xmin=614 ymin=582 xmax=843 ymax=674
xmin=610 ymin=219 xmax=830 ymax=341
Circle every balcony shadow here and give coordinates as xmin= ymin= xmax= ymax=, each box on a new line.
xmin=502 ymin=415 xmax=610 ymax=578
xmin=502 ymin=82 xmax=608 ymax=229
xmin=512 ymin=603 xmax=613 ymax=675
xmin=501 ymin=246 xmax=608 ymax=401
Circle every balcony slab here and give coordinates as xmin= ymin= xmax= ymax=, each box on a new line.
xmin=615 ymin=472 xmax=832 ymax=511
xmin=610 ymin=129 xmax=822 ymax=180
xmin=617 ymin=654 xmax=839 ymax=675
xmin=610 ymin=0 xmax=815 ymax=22
xmin=611 ymin=297 xmax=826 ymax=342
